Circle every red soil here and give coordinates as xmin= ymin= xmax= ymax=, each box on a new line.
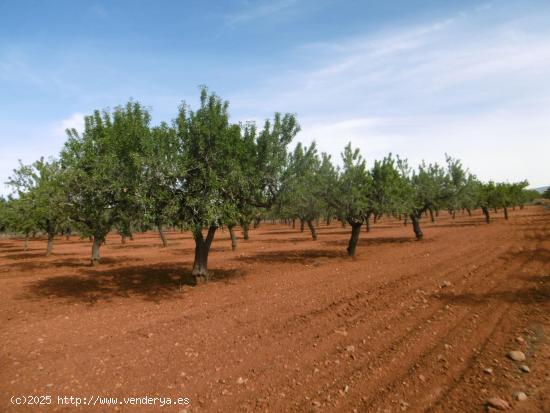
xmin=1 ymin=207 xmax=549 ymax=412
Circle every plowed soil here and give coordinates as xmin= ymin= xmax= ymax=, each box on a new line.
xmin=1 ymin=207 xmax=549 ymax=413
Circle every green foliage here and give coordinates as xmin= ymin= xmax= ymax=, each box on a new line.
xmin=2 ymin=194 xmax=37 ymax=236
xmin=137 ymin=122 xmax=179 ymax=229
xmin=368 ymin=154 xmax=407 ymax=217
xmin=5 ymin=86 xmax=536 ymax=265
xmin=60 ymin=101 xmax=150 ymax=244
xmin=7 ymin=158 xmax=67 ymax=240
xmin=277 ymin=142 xmax=325 ymax=222
xmin=334 ymin=143 xmax=372 ymax=225
xmin=172 ymin=88 xmax=244 ymax=230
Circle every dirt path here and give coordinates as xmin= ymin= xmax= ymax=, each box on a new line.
xmin=1 ymin=207 xmax=548 ymax=412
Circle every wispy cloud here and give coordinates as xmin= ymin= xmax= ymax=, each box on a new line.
xmin=230 ymin=4 xmax=550 ymax=186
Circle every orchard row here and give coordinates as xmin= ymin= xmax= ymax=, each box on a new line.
xmin=1 ymin=88 xmax=538 ymax=281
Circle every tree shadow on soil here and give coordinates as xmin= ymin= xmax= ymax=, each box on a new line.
xmin=434 ymin=274 xmax=550 ymax=306
xmin=2 ymin=256 xmax=145 ymax=272
xmin=509 ymin=248 xmax=550 ymax=265
xmin=21 ymin=263 xmax=244 ymax=304
xmin=259 ymin=229 xmax=304 ymax=236
xmin=255 ymin=237 xmax=312 ymax=244
xmin=108 ymin=243 xmax=160 ymax=250
xmin=2 ymin=251 xmax=75 ymax=260
xmin=323 ymin=236 xmax=414 ymax=248
xmin=238 ymin=249 xmax=345 ymax=264
xmin=426 ymin=221 xmax=485 ymax=228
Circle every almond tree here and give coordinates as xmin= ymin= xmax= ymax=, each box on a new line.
xmin=330 ymin=144 xmax=372 ymax=256
xmin=366 ymin=154 xmax=405 ymax=231
xmin=172 ymin=89 xmax=298 ymax=280
xmin=277 ymin=142 xmax=325 ymax=240
xmin=2 ymin=194 xmax=37 ymax=250
xmin=61 ymin=102 xmax=149 ymax=264
xmin=7 ymin=158 xmax=68 ymax=255
xmin=397 ymin=159 xmax=447 ymax=240
xmin=138 ymin=122 xmax=180 ymax=247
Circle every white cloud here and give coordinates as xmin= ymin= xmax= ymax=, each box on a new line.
xmin=53 ymin=113 xmax=85 ymax=137
xmin=232 ymin=5 xmax=550 ymax=187
xmin=0 ymin=113 xmax=85 ymax=196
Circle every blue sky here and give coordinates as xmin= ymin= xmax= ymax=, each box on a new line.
xmin=1 ymin=0 xmax=549 ymax=194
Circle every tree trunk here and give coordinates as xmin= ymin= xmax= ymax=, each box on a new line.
xmin=292 ymin=219 xmax=296 ymax=229
xmin=228 ymin=224 xmax=237 ymax=251
xmin=24 ymin=232 xmax=29 ymax=251
xmin=429 ymin=208 xmax=435 ymax=223
xmin=158 ymin=223 xmax=168 ymax=247
xmin=365 ymin=212 xmax=371 ymax=232
xmin=504 ymin=207 xmax=509 ymax=220
xmin=46 ymin=232 xmax=54 ymax=256
xmin=121 ymin=235 xmax=126 ymax=244
xmin=306 ymin=220 xmax=317 ymax=241
xmin=410 ymin=213 xmax=423 ymax=240
xmin=347 ymin=222 xmax=362 ymax=257
xmin=242 ymin=221 xmax=250 ymax=240
xmin=192 ymin=226 xmax=217 ymax=283
xmin=253 ymin=217 xmax=261 ymax=229
xmin=466 ymin=208 xmax=472 ymax=217
xmin=300 ymin=219 xmax=305 ymax=232
xmin=91 ymin=236 xmax=102 ymax=265
xmin=452 ymin=210 xmax=456 ymax=219
xmin=373 ymin=214 xmax=378 ymax=224
xmin=404 ymin=216 xmax=408 ymax=226
xmin=482 ymin=207 xmax=490 ymax=223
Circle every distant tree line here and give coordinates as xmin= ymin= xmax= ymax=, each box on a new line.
xmin=0 ymin=88 xmax=539 ymax=281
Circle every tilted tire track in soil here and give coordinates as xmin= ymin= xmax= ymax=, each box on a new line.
xmin=213 ymin=224 xmax=529 ymax=411
xmin=426 ymin=215 xmax=550 ymax=412
xmin=1 ymin=208 xmax=548 ymax=413
xmin=272 ymin=214 xmax=544 ymax=410
xmin=290 ymin=244 xmax=531 ymax=412
xmin=209 ymin=240 xmax=506 ymax=404
xmin=341 ymin=211 xmax=550 ymax=412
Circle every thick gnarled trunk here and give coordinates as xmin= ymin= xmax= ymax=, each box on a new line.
xmin=157 ymin=223 xmax=168 ymax=247
xmin=347 ymin=222 xmax=362 ymax=257
xmin=482 ymin=206 xmax=490 ymax=223
xmin=306 ymin=220 xmax=317 ymax=241
xmin=253 ymin=216 xmax=261 ymax=229
xmin=365 ymin=212 xmax=371 ymax=232
xmin=240 ymin=220 xmax=250 ymax=240
xmin=192 ymin=226 xmax=217 ymax=283
xmin=228 ymin=224 xmax=237 ymax=251
xmin=46 ymin=232 xmax=54 ymax=256
xmin=91 ymin=235 xmax=102 ymax=265
xmin=428 ymin=208 xmax=435 ymax=223
xmin=410 ymin=213 xmax=423 ymax=240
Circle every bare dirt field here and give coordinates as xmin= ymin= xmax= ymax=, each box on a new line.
xmin=1 ymin=207 xmax=549 ymax=413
